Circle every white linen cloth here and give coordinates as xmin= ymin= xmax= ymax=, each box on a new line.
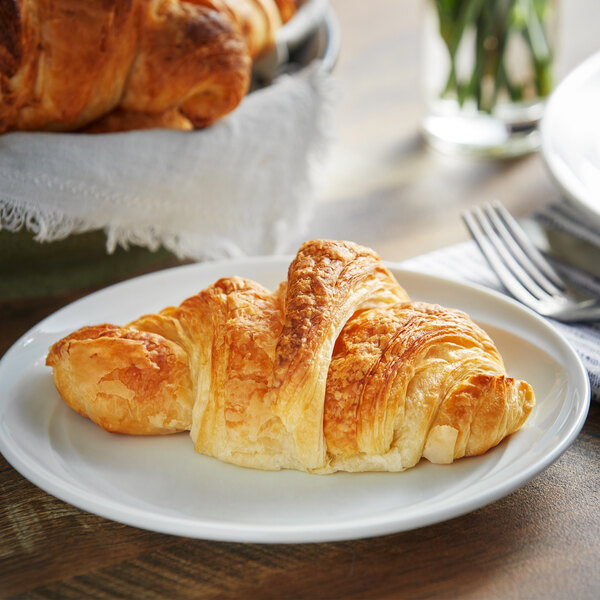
xmin=401 ymin=206 xmax=600 ymax=402
xmin=0 ymin=65 xmax=333 ymax=260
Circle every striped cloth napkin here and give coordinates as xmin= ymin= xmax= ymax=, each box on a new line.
xmin=401 ymin=203 xmax=600 ymax=402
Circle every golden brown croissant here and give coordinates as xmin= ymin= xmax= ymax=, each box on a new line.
xmin=0 ymin=0 xmax=294 ymax=133
xmin=272 ymin=0 xmax=297 ymax=24
xmin=46 ymin=240 xmax=535 ymax=473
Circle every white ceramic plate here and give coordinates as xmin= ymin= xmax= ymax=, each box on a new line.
xmin=0 ymin=259 xmax=590 ymax=543
xmin=541 ymin=51 xmax=600 ymax=227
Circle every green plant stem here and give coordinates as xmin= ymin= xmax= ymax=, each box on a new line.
xmin=432 ymin=0 xmax=554 ymax=113
xmin=436 ymin=0 xmax=487 ymax=98
xmin=490 ymin=2 xmax=516 ymax=108
xmin=521 ymin=2 xmax=554 ymax=95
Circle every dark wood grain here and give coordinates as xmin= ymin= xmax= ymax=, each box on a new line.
xmin=2 ymin=1 xmax=600 ymax=598
xmin=2 ymin=403 xmax=598 ymax=599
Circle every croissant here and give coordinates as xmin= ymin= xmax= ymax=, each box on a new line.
xmin=46 ymin=240 xmax=535 ymax=473
xmin=0 ymin=0 xmax=295 ymax=134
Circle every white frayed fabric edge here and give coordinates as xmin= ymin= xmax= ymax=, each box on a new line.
xmin=0 ymin=64 xmax=336 ymax=260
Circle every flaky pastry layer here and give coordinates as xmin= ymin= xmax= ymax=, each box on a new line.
xmin=46 ymin=239 xmax=535 ymax=473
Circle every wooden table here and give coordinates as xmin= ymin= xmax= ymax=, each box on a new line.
xmin=2 ymin=1 xmax=599 ymax=597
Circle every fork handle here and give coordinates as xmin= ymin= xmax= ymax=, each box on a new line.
xmin=551 ymin=300 xmax=600 ymax=323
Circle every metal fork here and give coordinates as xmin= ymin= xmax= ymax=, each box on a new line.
xmin=462 ymin=200 xmax=600 ymax=322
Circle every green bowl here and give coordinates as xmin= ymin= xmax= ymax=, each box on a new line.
xmin=1 ymin=228 xmax=183 ymax=300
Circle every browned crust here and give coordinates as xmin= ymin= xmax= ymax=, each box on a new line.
xmin=0 ymin=0 xmax=22 ymax=78
xmin=121 ymin=1 xmax=251 ymax=128
xmin=273 ymin=0 xmax=297 ymax=23
xmin=323 ymin=302 xmax=508 ymax=459
xmin=429 ymin=373 xmax=535 ymax=458
xmin=82 ymin=106 xmax=194 ymax=133
xmin=46 ymin=324 xmax=194 ymax=435
xmin=0 ymin=0 xmax=291 ymax=133
xmin=272 ymin=239 xmax=407 ymax=391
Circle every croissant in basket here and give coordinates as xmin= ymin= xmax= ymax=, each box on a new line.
xmin=0 ymin=0 xmax=298 ymax=134
xmin=46 ymin=240 xmax=535 ymax=473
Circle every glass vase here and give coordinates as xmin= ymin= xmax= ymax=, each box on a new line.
xmin=421 ymin=0 xmax=558 ymax=158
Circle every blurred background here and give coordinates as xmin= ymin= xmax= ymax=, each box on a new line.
xmin=314 ymin=0 xmax=600 ymax=258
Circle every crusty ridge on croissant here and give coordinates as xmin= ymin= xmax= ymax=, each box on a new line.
xmin=0 ymin=0 xmax=297 ymax=133
xmin=46 ymin=240 xmax=535 ymax=473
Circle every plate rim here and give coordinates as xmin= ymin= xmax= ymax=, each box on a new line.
xmin=540 ymin=50 xmax=600 ymax=226
xmin=0 ymin=257 xmax=591 ymax=543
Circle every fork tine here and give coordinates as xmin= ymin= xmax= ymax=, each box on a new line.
xmin=483 ymin=202 xmax=565 ymax=296
xmin=464 ymin=204 xmax=600 ymax=322
xmin=491 ymin=200 xmax=566 ymax=289
xmin=470 ymin=206 xmax=554 ymax=301
xmin=461 ymin=208 xmax=542 ymax=309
